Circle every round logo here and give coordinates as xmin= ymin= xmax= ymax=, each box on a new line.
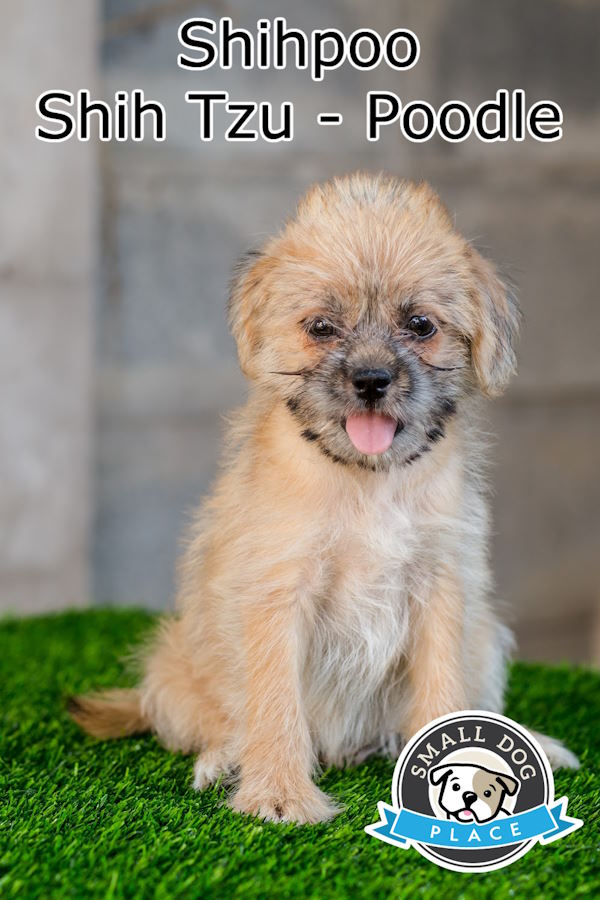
xmin=366 ymin=710 xmax=582 ymax=873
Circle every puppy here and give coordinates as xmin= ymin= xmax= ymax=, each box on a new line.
xmin=430 ymin=763 xmax=519 ymax=823
xmin=70 ymin=173 xmax=578 ymax=823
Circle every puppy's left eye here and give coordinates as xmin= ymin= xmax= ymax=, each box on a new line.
xmin=308 ymin=318 xmax=336 ymax=338
xmin=406 ymin=315 xmax=436 ymax=338
xmin=484 ymin=790 xmax=492 ymax=798
xmin=452 ymin=784 xmax=460 ymax=791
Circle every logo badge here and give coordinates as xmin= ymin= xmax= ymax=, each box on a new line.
xmin=366 ymin=711 xmax=582 ymax=873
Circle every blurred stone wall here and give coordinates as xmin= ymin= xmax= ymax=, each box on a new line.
xmin=2 ymin=1 xmax=598 ymax=663
xmin=0 ymin=2 xmax=97 ymax=613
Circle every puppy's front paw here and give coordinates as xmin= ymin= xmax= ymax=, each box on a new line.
xmin=192 ymin=747 xmax=236 ymax=791
xmin=230 ymin=780 xmax=340 ymax=824
xmin=529 ymin=730 xmax=580 ymax=770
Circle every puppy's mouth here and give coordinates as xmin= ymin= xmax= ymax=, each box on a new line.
xmin=344 ymin=412 xmax=401 ymax=456
xmin=454 ymin=809 xmax=476 ymax=823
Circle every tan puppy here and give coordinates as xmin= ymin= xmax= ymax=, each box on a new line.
xmin=70 ymin=173 xmax=578 ymax=823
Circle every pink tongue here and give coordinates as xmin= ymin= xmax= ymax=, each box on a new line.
xmin=345 ymin=413 xmax=397 ymax=455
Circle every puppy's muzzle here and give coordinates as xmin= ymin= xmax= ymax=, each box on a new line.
xmin=351 ymin=367 xmax=392 ymax=403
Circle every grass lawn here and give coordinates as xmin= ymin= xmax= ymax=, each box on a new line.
xmin=1 ymin=609 xmax=598 ymax=898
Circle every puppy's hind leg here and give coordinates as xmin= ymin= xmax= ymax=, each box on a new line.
xmin=69 ymin=617 xmax=225 ymax=754
xmin=193 ymin=745 xmax=237 ymax=791
xmin=140 ymin=617 xmax=231 ymax=755
xmin=528 ymin=730 xmax=580 ymax=771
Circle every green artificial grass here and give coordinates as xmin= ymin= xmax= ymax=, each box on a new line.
xmin=0 ymin=610 xmax=598 ymax=899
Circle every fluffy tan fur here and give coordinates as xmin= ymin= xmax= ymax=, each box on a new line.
xmin=71 ymin=174 xmax=578 ymax=822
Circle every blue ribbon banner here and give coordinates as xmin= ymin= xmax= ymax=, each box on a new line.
xmin=365 ymin=798 xmax=582 ymax=850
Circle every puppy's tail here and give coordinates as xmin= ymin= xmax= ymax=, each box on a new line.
xmin=67 ymin=689 xmax=149 ymax=740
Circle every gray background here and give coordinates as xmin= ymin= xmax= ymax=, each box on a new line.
xmin=1 ymin=0 xmax=599 ymax=664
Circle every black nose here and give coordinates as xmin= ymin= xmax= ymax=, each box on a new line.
xmin=352 ymin=368 xmax=392 ymax=403
xmin=463 ymin=791 xmax=477 ymax=807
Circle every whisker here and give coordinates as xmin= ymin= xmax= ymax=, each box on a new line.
xmin=269 ymin=369 xmax=309 ymax=377
xmin=419 ymin=360 xmax=467 ymax=372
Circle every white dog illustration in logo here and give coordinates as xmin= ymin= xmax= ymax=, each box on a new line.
xmin=429 ymin=763 xmax=520 ymax=823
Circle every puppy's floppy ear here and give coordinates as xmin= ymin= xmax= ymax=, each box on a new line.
xmin=468 ymin=247 xmax=521 ymax=397
xmin=227 ymin=247 xmax=269 ymax=378
xmin=429 ymin=765 xmax=453 ymax=786
xmin=495 ymin=773 xmax=520 ymax=796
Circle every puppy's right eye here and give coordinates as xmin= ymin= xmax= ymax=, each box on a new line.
xmin=452 ymin=784 xmax=460 ymax=791
xmin=307 ymin=318 xmax=336 ymax=339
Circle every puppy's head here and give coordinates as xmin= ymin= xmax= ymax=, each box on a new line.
xmin=430 ymin=763 xmax=520 ymax=823
xmin=229 ymin=173 xmax=519 ymax=470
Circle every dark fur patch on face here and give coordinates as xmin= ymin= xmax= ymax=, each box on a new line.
xmin=441 ymin=398 xmax=457 ymax=417
xmin=319 ymin=445 xmax=349 ymax=466
xmin=427 ymin=398 xmax=457 ymax=435
xmin=356 ymin=459 xmax=378 ymax=472
xmin=301 ymin=429 xmax=319 ymax=443
xmin=286 ymin=396 xmax=300 ymax=414
xmin=426 ymin=426 xmax=445 ymax=443
xmin=404 ymin=443 xmax=433 ymax=466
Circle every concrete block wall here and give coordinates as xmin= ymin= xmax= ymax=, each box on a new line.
xmin=0 ymin=2 xmax=97 ymax=613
